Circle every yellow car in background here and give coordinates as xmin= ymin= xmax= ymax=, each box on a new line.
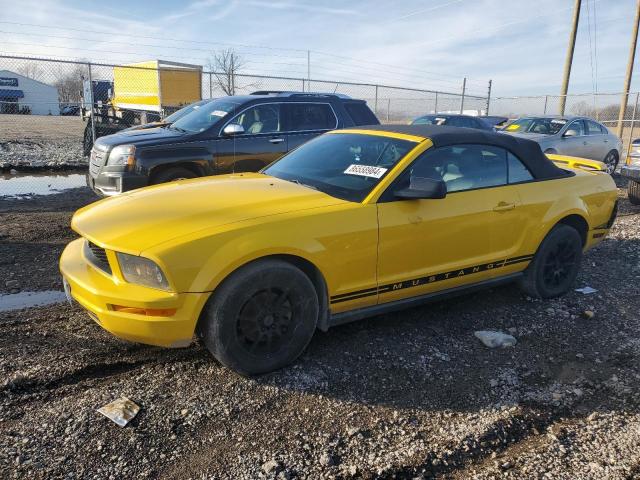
xmin=60 ymin=125 xmax=618 ymax=375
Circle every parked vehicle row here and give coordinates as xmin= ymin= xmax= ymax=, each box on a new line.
xmin=62 ymin=118 xmax=618 ymax=375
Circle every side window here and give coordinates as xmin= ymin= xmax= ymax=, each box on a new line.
xmin=507 ymin=152 xmax=533 ymax=183
xmin=398 ymin=144 xmax=508 ymax=194
xmin=287 ymin=103 xmax=336 ymax=131
xmin=587 ymin=120 xmax=603 ymax=135
xmin=232 ymin=104 xmax=281 ymax=134
xmin=599 ymin=124 xmax=610 ymax=134
xmin=566 ymin=120 xmax=585 ymax=136
xmin=343 ymin=102 xmax=378 ymax=125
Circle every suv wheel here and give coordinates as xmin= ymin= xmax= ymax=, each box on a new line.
xmin=603 ymin=150 xmax=619 ymax=175
xmin=151 ymin=167 xmax=197 ymax=184
xmin=197 ymin=259 xmax=319 ymax=376
xmin=518 ymin=224 xmax=583 ymax=299
xmin=629 ymin=180 xmax=640 ymax=205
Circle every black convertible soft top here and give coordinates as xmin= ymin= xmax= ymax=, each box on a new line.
xmin=360 ymin=124 xmax=568 ymax=180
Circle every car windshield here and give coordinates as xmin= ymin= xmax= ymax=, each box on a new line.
xmin=164 ymin=99 xmax=211 ymax=123
xmin=412 ymin=115 xmax=448 ymax=125
xmin=263 ymin=133 xmax=417 ymax=202
xmin=504 ymin=117 xmax=567 ymax=135
xmin=170 ymin=99 xmax=240 ymax=133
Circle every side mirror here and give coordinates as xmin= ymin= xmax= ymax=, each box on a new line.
xmin=223 ymin=123 xmax=245 ymax=136
xmin=394 ymin=178 xmax=447 ymax=200
xmin=563 ymin=129 xmax=579 ymax=137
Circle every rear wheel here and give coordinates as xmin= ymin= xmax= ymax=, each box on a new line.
xmin=151 ymin=167 xmax=197 ymax=184
xmin=197 ymin=259 xmax=319 ymax=376
xmin=518 ymin=224 xmax=583 ymax=299
xmin=603 ymin=150 xmax=619 ymax=175
xmin=629 ymin=180 xmax=640 ymax=205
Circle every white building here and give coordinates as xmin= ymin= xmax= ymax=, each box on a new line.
xmin=0 ymin=70 xmax=60 ymax=115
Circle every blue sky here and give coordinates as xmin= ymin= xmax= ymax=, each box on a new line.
xmin=0 ymin=0 xmax=638 ymax=97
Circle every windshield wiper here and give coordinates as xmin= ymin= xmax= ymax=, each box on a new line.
xmin=169 ymin=125 xmax=188 ymax=133
xmin=289 ymin=179 xmax=319 ymax=191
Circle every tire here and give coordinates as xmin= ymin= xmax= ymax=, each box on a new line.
xmin=603 ymin=150 xmax=619 ymax=175
xmin=151 ymin=167 xmax=197 ymax=184
xmin=82 ymin=123 xmax=93 ymax=156
xmin=518 ymin=224 xmax=583 ymax=299
xmin=629 ymin=180 xmax=640 ymax=206
xmin=197 ymin=259 xmax=319 ymax=376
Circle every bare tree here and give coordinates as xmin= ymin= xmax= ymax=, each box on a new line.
xmin=17 ymin=62 xmax=45 ymax=82
xmin=53 ymin=62 xmax=89 ymax=104
xmin=207 ymin=49 xmax=246 ymax=96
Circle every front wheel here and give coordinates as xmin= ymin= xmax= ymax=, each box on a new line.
xmin=151 ymin=167 xmax=197 ymax=184
xmin=603 ymin=150 xmax=619 ymax=175
xmin=518 ymin=224 xmax=583 ymax=299
xmin=197 ymin=259 xmax=319 ymax=376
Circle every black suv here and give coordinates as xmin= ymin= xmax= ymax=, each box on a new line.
xmin=87 ymin=91 xmax=380 ymax=196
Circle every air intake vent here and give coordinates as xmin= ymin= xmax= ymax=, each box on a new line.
xmin=84 ymin=241 xmax=112 ymax=275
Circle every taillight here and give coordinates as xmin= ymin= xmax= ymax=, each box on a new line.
xmin=628 ymin=143 xmax=640 ymax=165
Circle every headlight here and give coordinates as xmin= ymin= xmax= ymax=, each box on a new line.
xmin=107 ymin=145 xmax=136 ymax=166
xmin=116 ymin=253 xmax=169 ymax=290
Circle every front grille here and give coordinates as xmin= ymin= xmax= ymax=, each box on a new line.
xmin=89 ymin=148 xmax=107 ymax=176
xmin=84 ymin=240 xmax=112 ymax=275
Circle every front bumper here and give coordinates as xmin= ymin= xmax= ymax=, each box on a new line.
xmin=60 ymin=238 xmax=208 ymax=347
xmin=620 ymin=165 xmax=640 ymax=180
xmin=87 ymin=170 xmax=148 ymax=197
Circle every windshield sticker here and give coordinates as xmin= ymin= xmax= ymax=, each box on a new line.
xmin=344 ymin=164 xmax=388 ymax=179
xmin=551 ymin=119 xmax=567 ymax=124
xmin=506 ymin=124 xmax=520 ymax=131
xmin=211 ymin=110 xmax=228 ymax=117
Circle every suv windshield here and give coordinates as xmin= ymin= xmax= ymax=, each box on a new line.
xmin=412 ymin=115 xmax=448 ymax=125
xmin=164 ymin=99 xmax=211 ymax=123
xmin=170 ymin=99 xmax=240 ymax=133
xmin=504 ymin=117 xmax=567 ymax=135
xmin=263 ymin=133 xmax=416 ymax=202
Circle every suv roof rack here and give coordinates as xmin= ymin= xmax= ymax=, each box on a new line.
xmin=250 ymin=90 xmax=352 ymax=100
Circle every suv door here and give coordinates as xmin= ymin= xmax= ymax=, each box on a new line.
xmin=284 ymin=102 xmax=338 ymax=152
xmin=216 ymin=103 xmax=287 ymax=173
xmin=376 ymin=144 xmax=522 ymax=305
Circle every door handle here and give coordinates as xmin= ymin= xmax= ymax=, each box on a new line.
xmin=269 ymin=138 xmax=285 ymax=144
xmin=493 ymin=202 xmax=515 ymax=212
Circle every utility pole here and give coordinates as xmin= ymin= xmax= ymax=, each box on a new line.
xmin=460 ymin=77 xmax=467 ymax=114
xmin=617 ymin=0 xmax=640 ymax=138
xmin=485 ymin=79 xmax=492 ymax=115
xmin=559 ymin=0 xmax=582 ymax=116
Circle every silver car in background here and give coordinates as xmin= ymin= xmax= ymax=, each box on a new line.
xmin=500 ymin=116 xmax=623 ymax=174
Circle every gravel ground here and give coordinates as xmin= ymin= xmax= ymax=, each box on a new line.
xmin=1 ymin=180 xmax=639 ymax=479
xmin=0 ymin=115 xmax=86 ymax=170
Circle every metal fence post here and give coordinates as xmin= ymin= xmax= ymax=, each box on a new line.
xmin=627 ymin=92 xmax=640 ymax=157
xmin=434 ymin=91 xmax=438 ymax=113
xmin=87 ymin=62 xmax=96 ymax=145
xmin=543 ymin=95 xmax=549 ymax=115
xmin=374 ymin=85 xmax=379 ymax=115
xmin=485 ymin=79 xmax=492 ymax=115
xmin=387 ymin=98 xmax=390 ymax=122
xmin=302 ymin=79 xmax=306 ymax=92
xmin=460 ymin=77 xmax=467 ymax=114
xmin=209 ymin=72 xmax=213 ymax=98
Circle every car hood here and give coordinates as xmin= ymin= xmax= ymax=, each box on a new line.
xmin=72 ymin=173 xmax=346 ymax=254
xmin=93 ymin=126 xmax=189 ymax=150
xmin=500 ymin=131 xmax=552 ymax=142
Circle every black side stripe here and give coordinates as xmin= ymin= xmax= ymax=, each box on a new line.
xmin=330 ymin=254 xmax=534 ymax=304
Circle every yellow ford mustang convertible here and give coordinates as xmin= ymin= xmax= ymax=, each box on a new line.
xmin=60 ymin=125 xmax=617 ymax=375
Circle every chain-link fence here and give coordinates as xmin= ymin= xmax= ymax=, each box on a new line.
xmin=0 ymin=54 xmax=487 ymax=185
xmin=490 ymin=92 xmax=640 ymax=153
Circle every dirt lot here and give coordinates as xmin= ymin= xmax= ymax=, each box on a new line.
xmin=1 ymin=181 xmax=640 ymax=479
xmin=0 ymin=115 xmax=86 ymax=169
